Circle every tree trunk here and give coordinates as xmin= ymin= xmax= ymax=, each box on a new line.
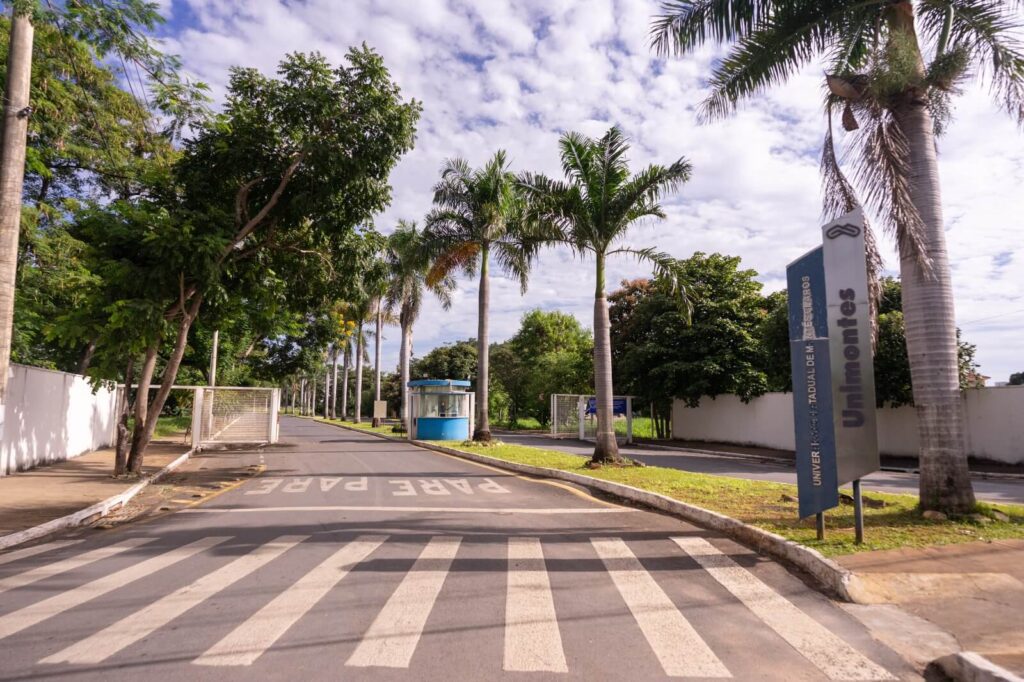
xmin=77 ymin=337 xmax=97 ymax=375
xmin=341 ymin=343 xmax=350 ymax=419
xmin=400 ymin=315 xmax=412 ymax=433
xmin=373 ymin=304 xmax=382 ymax=427
xmin=474 ymin=244 xmax=491 ymax=441
xmin=128 ymin=294 xmax=203 ymax=474
xmin=354 ymin=324 xmax=364 ymax=422
xmin=892 ymin=4 xmax=975 ymax=513
xmin=127 ymin=344 xmax=159 ymax=475
xmin=114 ymin=357 xmax=135 ymax=476
xmin=592 ymin=253 xmax=619 ymax=462
xmin=331 ymin=347 xmax=339 ymax=419
xmin=0 ymin=13 xmax=33 ymax=402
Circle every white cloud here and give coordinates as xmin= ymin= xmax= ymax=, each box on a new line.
xmin=166 ymin=0 xmax=1024 ymax=384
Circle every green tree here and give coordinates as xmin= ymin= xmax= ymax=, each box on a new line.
xmin=1009 ymin=373 xmax=1024 ymax=386
xmin=423 ymin=150 xmax=540 ymax=441
xmin=383 ymin=220 xmax=453 ymax=433
xmin=610 ymin=254 xmax=768 ymax=436
xmin=520 ymin=127 xmax=691 ymax=463
xmin=650 ymin=0 xmax=1024 ymax=513
xmin=412 ymin=340 xmax=477 ymax=382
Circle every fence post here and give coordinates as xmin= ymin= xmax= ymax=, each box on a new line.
xmin=191 ymin=388 xmax=204 ymax=450
xmin=626 ymin=396 xmax=633 ymax=444
xmin=269 ymin=388 xmax=280 ymax=443
xmin=578 ymin=396 xmax=585 ymax=441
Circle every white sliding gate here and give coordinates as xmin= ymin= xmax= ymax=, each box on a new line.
xmin=550 ymin=394 xmax=633 ymax=444
xmin=191 ymin=387 xmax=280 ymax=448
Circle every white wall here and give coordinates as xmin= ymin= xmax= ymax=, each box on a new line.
xmin=0 ymin=364 xmax=118 ymax=476
xmin=672 ymin=386 xmax=1024 ymax=465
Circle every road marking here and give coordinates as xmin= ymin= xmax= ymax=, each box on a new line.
xmin=41 ymin=535 xmax=308 ymax=665
xmin=180 ymin=506 xmax=635 ymax=515
xmin=0 ymin=536 xmax=228 ymax=641
xmin=195 ymin=535 xmax=386 ymax=667
xmin=591 ymin=538 xmax=730 ymax=678
xmin=672 ymin=537 xmax=895 ymax=681
xmin=0 ymin=537 xmax=152 ymax=596
xmin=504 ymin=538 xmax=567 ymax=673
xmin=347 ymin=536 xmax=461 ymax=668
xmin=0 ymin=540 xmax=84 ymax=568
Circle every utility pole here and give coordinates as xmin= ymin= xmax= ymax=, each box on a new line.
xmin=208 ymin=330 xmax=219 ymax=386
xmin=373 ymin=306 xmax=382 ymax=427
xmin=0 ymin=11 xmax=34 ymax=402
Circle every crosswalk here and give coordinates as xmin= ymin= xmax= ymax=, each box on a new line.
xmin=0 ymin=534 xmax=898 ymax=679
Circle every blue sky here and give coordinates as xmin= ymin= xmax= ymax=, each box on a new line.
xmin=157 ymin=0 xmax=1024 ymax=384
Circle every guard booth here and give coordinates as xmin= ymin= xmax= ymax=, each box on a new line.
xmin=407 ymin=379 xmax=475 ymax=441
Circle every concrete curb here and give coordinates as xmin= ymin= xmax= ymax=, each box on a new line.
xmin=0 ymin=448 xmax=194 ymax=552
xmin=926 ymin=652 xmax=1024 ymax=682
xmin=315 ymin=419 xmax=863 ymax=602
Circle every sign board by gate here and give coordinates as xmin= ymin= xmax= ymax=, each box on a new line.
xmin=786 ymin=247 xmax=839 ymax=518
xmin=822 ymin=209 xmax=880 ymax=484
xmin=786 ymin=208 xmax=879 ymax=519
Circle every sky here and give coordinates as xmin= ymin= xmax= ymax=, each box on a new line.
xmin=157 ymin=0 xmax=1024 ymax=384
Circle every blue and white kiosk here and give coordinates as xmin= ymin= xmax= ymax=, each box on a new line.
xmin=407 ymin=379 xmax=475 ymax=441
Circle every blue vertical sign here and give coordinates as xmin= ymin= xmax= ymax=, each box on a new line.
xmin=786 ymin=247 xmax=839 ymax=518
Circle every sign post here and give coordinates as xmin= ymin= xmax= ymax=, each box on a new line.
xmin=787 ymin=209 xmax=880 ymax=543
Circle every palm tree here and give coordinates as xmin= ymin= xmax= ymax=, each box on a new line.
xmin=384 ymin=220 xmax=454 ymax=434
xmin=520 ymin=127 xmax=692 ymax=463
xmin=423 ymin=151 xmax=540 ymax=441
xmin=651 ymin=1 xmax=1023 ymax=512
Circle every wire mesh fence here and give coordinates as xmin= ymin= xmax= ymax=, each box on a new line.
xmin=550 ymin=394 xmax=633 ymax=443
xmin=198 ymin=388 xmax=274 ymax=444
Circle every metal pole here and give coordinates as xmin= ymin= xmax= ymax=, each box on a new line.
xmin=816 ymin=512 xmax=825 ymax=541
xmin=853 ymin=479 xmax=865 ymax=544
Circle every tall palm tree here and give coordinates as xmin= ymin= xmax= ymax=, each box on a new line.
xmin=520 ymin=127 xmax=692 ymax=463
xmin=384 ymin=220 xmax=454 ymax=433
xmin=651 ymin=1 xmax=1023 ymax=512
xmin=423 ymin=150 xmax=540 ymax=441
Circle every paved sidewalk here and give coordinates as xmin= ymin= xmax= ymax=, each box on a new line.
xmin=0 ymin=442 xmax=190 ymax=536
xmin=839 ymin=539 xmax=1024 ymax=676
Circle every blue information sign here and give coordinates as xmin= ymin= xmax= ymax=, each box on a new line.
xmin=786 ymin=247 xmax=840 ymax=518
xmin=585 ymin=398 xmax=628 ymax=416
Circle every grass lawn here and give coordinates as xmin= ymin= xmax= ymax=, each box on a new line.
xmin=127 ymin=415 xmax=192 ymax=440
xmin=439 ymin=439 xmax=1024 ymax=558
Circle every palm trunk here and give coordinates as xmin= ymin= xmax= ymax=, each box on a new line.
xmin=373 ymin=304 xmax=382 ymax=427
xmin=474 ymin=244 xmax=491 ymax=441
xmin=341 ymin=343 xmax=350 ymax=419
xmin=0 ymin=13 xmax=33 ymax=402
xmin=400 ymin=315 xmax=412 ymax=434
xmin=893 ymin=4 xmax=975 ymax=513
xmin=331 ymin=347 xmax=339 ymax=419
xmin=354 ymin=324 xmax=364 ymax=422
xmin=592 ymin=253 xmax=619 ymax=462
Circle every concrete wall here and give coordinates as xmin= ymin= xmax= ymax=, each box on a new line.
xmin=672 ymin=386 xmax=1024 ymax=465
xmin=0 ymin=364 xmax=118 ymax=476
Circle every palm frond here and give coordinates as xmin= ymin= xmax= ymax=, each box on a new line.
xmin=650 ymin=0 xmax=774 ymax=56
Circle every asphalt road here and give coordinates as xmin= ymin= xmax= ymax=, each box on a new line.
xmin=0 ymin=417 xmax=913 ymax=681
xmin=497 ymin=433 xmax=1024 ymax=505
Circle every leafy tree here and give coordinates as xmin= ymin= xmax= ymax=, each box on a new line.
xmin=758 ymin=290 xmax=791 ymax=393
xmin=423 ymin=150 xmax=541 ymax=441
xmin=1009 ymin=373 xmax=1024 ymax=386
xmin=520 ymin=127 xmax=691 ymax=463
xmin=492 ymin=309 xmax=593 ymax=426
xmin=610 ymin=254 xmax=768 ymax=436
xmin=412 ymin=340 xmax=477 ymax=382
xmin=649 ymin=0 xmax=1024 ymax=513
xmin=383 ymin=220 xmax=453 ymax=432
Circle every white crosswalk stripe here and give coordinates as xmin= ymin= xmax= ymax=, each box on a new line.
xmin=347 ymin=536 xmax=461 ymax=669
xmin=0 ymin=536 xmax=228 ymax=641
xmin=504 ymin=537 xmax=567 ymax=673
xmin=0 ymin=540 xmax=84 ymax=568
xmin=41 ymin=535 xmax=308 ymax=665
xmin=0 ymin=538 xmax=151 ymax=596
xmin=194 ymin=535 xmax=387 ymax=667
xmin=592 ymin=537 xmax=732 ymax=678
xmin=672 ymin=537 xmax=896 ymax=681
